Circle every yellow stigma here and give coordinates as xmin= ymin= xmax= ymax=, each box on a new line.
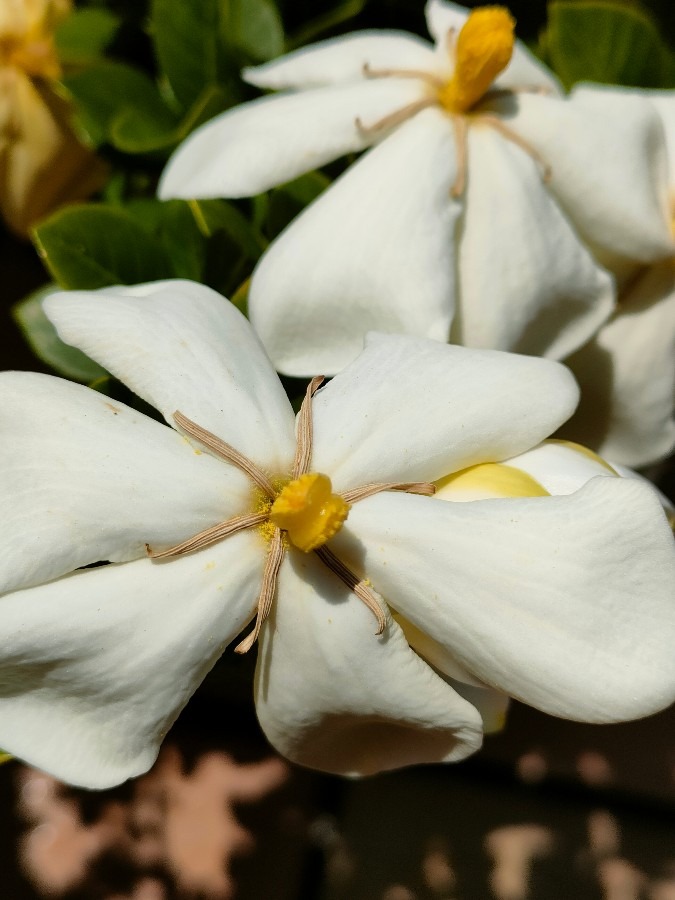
xmin=437 ymin=6 xmax=515 ymax=114
xmin=269 ymin=472 xmax=350 ymax=552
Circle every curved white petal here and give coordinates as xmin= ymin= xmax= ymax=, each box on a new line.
xmin=500 ymin=88 xmax=674 ymax=263
xmin=445 ymin=678 xmax=509 ymax=734
xmin=243 ymin=32 xmax=437 ymax=90
xmin=158 ymin=79 xmax=427 ymax=199
xmin=501 ymin=440 xmax=618 ymax=496
xmin=249 ymin=107 xmax=461 ymax=376
xmin=0 ymin=533 xmax=262 ymax=789
xmin=641 ymin=90 xmax=675 ymax=177
xmin=44 ymin=281 xmax=296 ymax=473
xmin=334 ymin=480 xmax=675 ymax=722
xmin=455 ymin=125 xmax=615 ymax=359
xmin=425 ymin=0 xmax=561 ymax=94
xmin=562 ymin=261 xmax=675 ymax=466
xmin=310 ymin=335 xmax=579 ymax=490
xmin=0 ymin=372 xmax=251 ymax=594
xmin=254 ymin=550 xmax=483 ymax=775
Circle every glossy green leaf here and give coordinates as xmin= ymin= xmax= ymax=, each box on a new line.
xmin=13 ymin=285 xmax=107 ymax=383
xmin=189 ymin=199 xmax=267 ymax=259
xmin=126 ymin=199 xmax=207 ymax=281
xmin=61 ymin=62 xmax=176 ymax=147
xmin=33 ymin=205 xmax=174 ymax=290
xmin=110 ymin=84 xmax=233 ymax=154
xmin=544 ymin=1 xmax=674 ymax=89
xmin=55 ymin=8 xmax=121 ymax=64
xmin=150 ymin=0 xmax=227 ymax=109
xmin=288 ymin=0 xmax=366 ymax=50
xmin=226 ymin=0 xmax=285 ymax=63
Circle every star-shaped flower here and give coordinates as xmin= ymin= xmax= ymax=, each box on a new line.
xmin=159 ymin=0 xmax=673 ymax=377
xmin=1 ymin=279 xmax=674 ymax=789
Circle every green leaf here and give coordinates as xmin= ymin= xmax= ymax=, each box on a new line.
xmin=13 ymin=285 xmax=108 ymax=383
xmin=55 ymin=8 xmax=121 ymax=64
xmin=125 ymin=199 xmax=208 ymax=281
xmin=61 ymin=61 xmax=176 ymax=147
xmin=189 ymin=199 xmax=267 ymax=259
xmin=110 ymin=83 xmax=233 ymax=154
xmin=225 ymin=0 xmax=285 ymax=63
xmin=544 ymin=1 xmax=674 ymax=89
xmin=33 ymin=205 xmax=174 ymax=289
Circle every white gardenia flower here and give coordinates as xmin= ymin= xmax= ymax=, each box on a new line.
xmin=1 ymin=279 xmax=675 ymax=790
xmin=159 ymin=1 xmax=673 ymax=377
xmin=558 ymin=87 xmax=675 ymax=468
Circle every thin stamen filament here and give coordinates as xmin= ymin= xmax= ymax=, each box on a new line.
xmin=292 ymin=376 xmax=324 ymax=479
xmin=315 ymin=545 xmax=386 ymax=635
xmin=355 ymin=97 xmax=435 ymax=137
xmin=341 ymin=481 xmax=436 ymax=504
xmin=235 ymin=528 xmax=285 ymax=654
xmin=450 ymin=114 xmax=469 ymax=198
xmin=480 ymin=116 xmax=552 ymax=182
xmin=174 ymin=411 xmax=276 ymax=497
xmin=362 ymin=62 xmax=444 ymax=88
xmin=146 ymin=512 xmax=267 ymax=559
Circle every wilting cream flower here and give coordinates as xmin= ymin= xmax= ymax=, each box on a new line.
xmin=160 ymin=0 xmax=673 ymax=377
xmin=558 ymin=86 xmax=675 ymax=468
xmin=0 ymin=0 xmax=104 ymax=235
xmin=1 ymin=280 xmax=674 ymax=789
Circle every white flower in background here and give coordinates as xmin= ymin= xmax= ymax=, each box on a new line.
xmin=159 ymin=0 xmax=673 ymax=377
xmin=558 ymin=87 xmax=675 ymax=468
xmin=0 ymin=0 xmax=105 ymax=235
xmin=0 ymin=279 xmax=674 ymax=790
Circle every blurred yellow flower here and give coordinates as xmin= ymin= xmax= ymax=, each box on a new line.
xmin=0 ymin=0 xmax=105 ymax=236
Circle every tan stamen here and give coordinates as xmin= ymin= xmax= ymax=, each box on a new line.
xmin=341 ymin=481 xmax=435 ymax=503
xmin=235 ymin=528 xmax=285 ymax=654
xmin=355 ymin=98 xmax=435 ymax=137
xmin=362 ymin=61 xmax=444 ymax=88
xmin=146 ymin=512 xmax=268 ymax=560
xmin=292 ymin=376 xmax=324 ymax=479
xmin=450 ymin=114 xmax=469 ymax=198
xmin=174 ymin=410 xmax=276 ymax=497
xmin=480 ymin=115 xmax=552 ymax=182
xmin=315 ymin=545 xmax=386 ymax=635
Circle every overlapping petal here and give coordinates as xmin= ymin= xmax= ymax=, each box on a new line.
xmin=158 ymin=79 xmax=426 ymax=200
xmin=335 ymin=478 xmax=675 ymax=722
xmin=561 ymin=261 xmax=675 ymax=466
xmin=499 ymin=440 xmax=617 ymax=496
xmin=44 ymin=281 xmax=296 ymax=472
xmin=249 ymin=108 xmax=461 ymax=376
xmin=0 ymin=372 xmax=251 ymax=594
xmin=243 ymin=32 xmax=437 ymax=89
xmin=500 ymin=87 xmax=674 ymax=263
xmin=0 ymin=534 xmax=261 ymax=789
xmin=454 ymin=126 xmax=614 ymax=358
xmin=310 ymin=335 xmax=579 ymax=490
xmin=255 ymin=551 xmax=483 ymax=775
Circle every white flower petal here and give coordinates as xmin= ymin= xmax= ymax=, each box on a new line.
xmin=249 ymin=108 xmax=461 ymax=376
xmin=0 ymin=533 xmax=262 ymax=789
xmin=562 ymin=261 xmax=675 ymax=466
xmin=501 ymin=88 xmax=674 ymax=263
xmin=501 ymin=440 xmax=618 ymax=495
xmin=454 ymin=126 xmax=615 ymax=359
xmin=310 ymin=335 xmax=579 ymax=490
xmin=641 ymin=90 xmax=675 ymax=176
xmin=254 ymin=550 xmax=483 ymax=775
xmin=44 ymin=281 xmax=296 ymax=472
xmin=335 ymin=480 xmax=675 ymax=722
xmin=243 ymin=32 xmax=437 ymax=90
xmin=158 ymin=79 xmax=427 ymax=200
xmin=0 ymin=372 xmax=251 ymax=594
xmin=445 ymin=678 xmax=509 ymax=734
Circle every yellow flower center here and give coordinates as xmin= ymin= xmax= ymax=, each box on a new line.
xmin=437 ymin=6 xmax=515 ymax=114
xmin=269 ymin=472 xmax=351 ymax=553
xmin=436 ymin=462 xmax=549 ymax=500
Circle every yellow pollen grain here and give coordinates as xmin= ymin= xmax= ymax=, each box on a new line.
xmin=437 ymin=6 xmax=515 ymax=114
xmin=269 ymin=472 xmax=350 ymax=553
